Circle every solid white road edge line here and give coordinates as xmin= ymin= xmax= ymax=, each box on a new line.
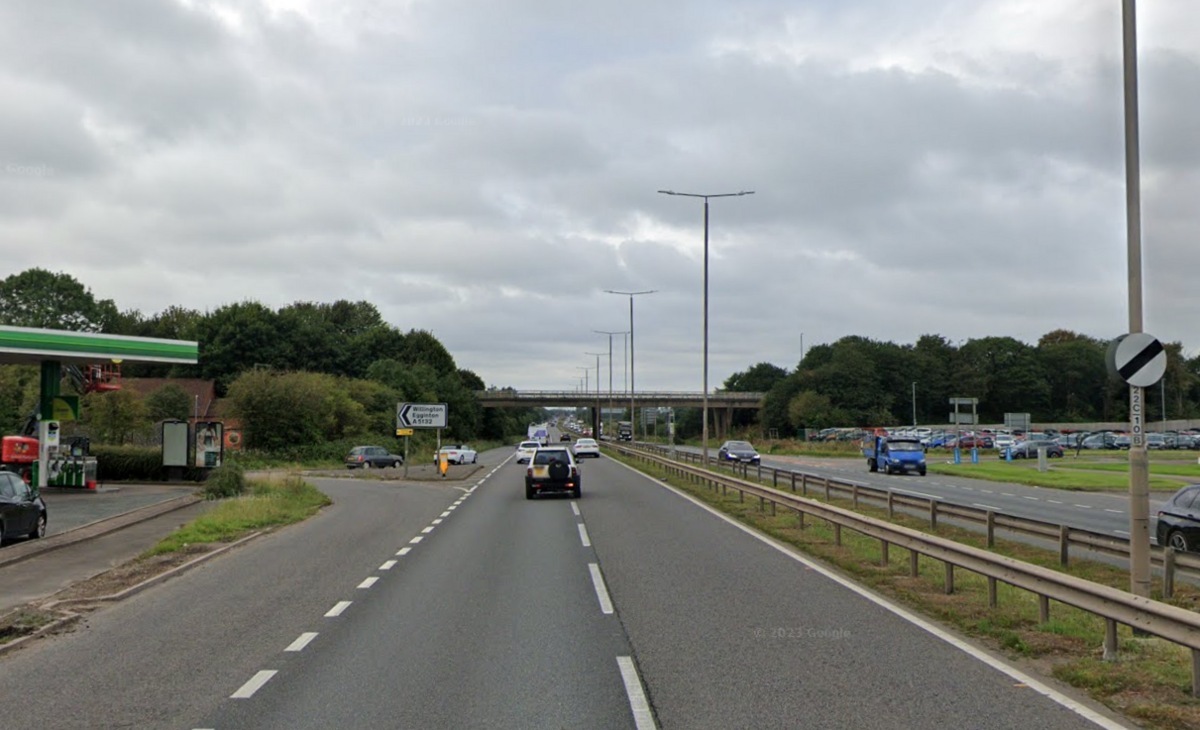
xmin=607 ymin=456 xmax=1134 ymax=730
xmin=325 ymin=601 xmax=352 ymax=617
xmin=578 ymin=523 xmax=592 ymax=547
xmin=231 ymin=670 xmax=277 ymax=699
xmin=358 ymin=577 xmax=379 ymax=589
xmin=285 ymin=633 xmax=318 ymax=652
xmin=588 ymin=563 xmax=614 ymax=615
xmin=617 ymin=656 xmax=658 ymax=730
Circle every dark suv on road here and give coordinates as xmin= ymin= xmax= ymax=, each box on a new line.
xmin=345 ymin=446 xmax=404 ymax=470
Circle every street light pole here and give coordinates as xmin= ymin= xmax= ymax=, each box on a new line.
xmin=912 ymin=382 xmax=917 ymax=427
xmin=595 ymin=330 xmax=628 ymax=440
xmin=1121 ymin=0 xmax=1151 ymax=601
xmin=585 ymin=352 xmax=604 ymax=438
xmin=658 ymin=190 xmax=754 ymax=466
xmin=606 ymin=290 xmax=658 ymax=439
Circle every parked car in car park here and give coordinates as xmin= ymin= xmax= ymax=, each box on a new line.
xmin=1007 ymin=439 xmax=1064 ymax=459
xmin=345 ymin=446 xmax=404 ymax=470
xmin=1156 ymin=484 xmax=1200 ymax=552
xmin=0 ymin=469 xmax=47 ymax=543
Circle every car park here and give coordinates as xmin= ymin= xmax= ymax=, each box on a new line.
xmin=573 ymin=438 xmax=600 ymax=458
xmin=0 ymin=469 xmax=47 ymax=543
xmin=345 ymin=445 xmax=404 ymax=469
xmin=718 ymin=440 xmax=761 ymax=464
xmin=515 ymin=441 xmax=541 ymax=464
xmin=1156 ymin=484 xmax=1200 ymax=552
xmin=435 ymin=444 xmax=477 ymax=465
xmin=525 ymin=447 xmax=581 ymax=499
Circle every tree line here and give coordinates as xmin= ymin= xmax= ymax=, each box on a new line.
xmin=0 ymin=268 xmax=538 ymax=447
xmin=704 ymin=331 xmax=1200 ymax=437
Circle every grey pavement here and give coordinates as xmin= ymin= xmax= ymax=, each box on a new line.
xmin=38 ymin=483 xmax=199 ymax=536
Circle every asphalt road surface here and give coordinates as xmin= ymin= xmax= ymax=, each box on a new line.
xmin=673 ymin=444 xmax=1170 ymax=540
xmin=0 ymin=445 xmax=1131 ymax=729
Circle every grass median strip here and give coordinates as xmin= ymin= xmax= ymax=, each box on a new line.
xmin=926 ymin=461 xmax=1184 ymax=491
xmin=610 ymin=449 xmax=1200 ymax=730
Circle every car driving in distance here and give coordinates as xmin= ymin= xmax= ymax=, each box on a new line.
xmin=718 ymin=440 xmax=760 ymax=464
xmin=515 ymin=441 xmax=540 ymax=464
xmin=525 ymin=447 xmax=581 ymax=499
xmin=573 ymin=438 xmax=600 ymax=458
xmin=345 ymin=445 xmax=404 ymax=469
xmin=435 ymin=444 xmax=477 ymax=465
xmin=0 ymin=469 xmax=47 ymax=543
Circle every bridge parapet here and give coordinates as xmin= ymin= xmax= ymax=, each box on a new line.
xmin=475 ymin=390 xmax=765 ymax=409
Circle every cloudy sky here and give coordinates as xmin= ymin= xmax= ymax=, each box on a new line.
xmin=2 ymin=0 xmax=1198 ymax=391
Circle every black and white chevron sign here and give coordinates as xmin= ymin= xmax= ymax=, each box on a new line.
xmin=1111 ymin=333 xmax=1166 ymax=388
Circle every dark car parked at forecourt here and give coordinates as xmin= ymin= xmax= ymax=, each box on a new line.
xmin=0 ymin=469 xmax=47 ymax=544
xmin=345 ymin=445 xmax=404 ymax=469
xmin=1157 ymin=484 xmax=1200 ymax=552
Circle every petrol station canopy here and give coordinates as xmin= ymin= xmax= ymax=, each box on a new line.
xmin=0 ymin=325 xmax=198 ymax=367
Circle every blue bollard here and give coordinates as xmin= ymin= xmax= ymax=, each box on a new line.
xmin=953 ymin=448 xmax=961 ymax=465
xmin=1005 ymin=448 xmax=1012 ymax=462
xmin=971 ymin=448 xmax=979 ymax=464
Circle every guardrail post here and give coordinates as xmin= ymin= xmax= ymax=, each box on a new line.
xmin=770 ymin=500 xmax=776 ymax=517
xmin=1164 ymin=548 xmax=1177 ymax=599
xmin=944 ymin=563 xmax=954 ymax=594
xmin=986 ymin=511 xmax=995 ymax=548
xmin=738 ymin=489 xmax=744 ymax=503
xmin=880 ymin=540 xmax=889 ymax=566
xmin=910 ymin=550 xmax=919 ymax=578
xmin=1059 ymin=525 xmax=1070 ymax=567
xmin=834 ymin=523 xmax=842 ymax=547
xmin=790 ymin=472 xmax=796 ymax=493
xmin=887 ymin=491 xmax=895 ymax=519
xmin=772 ymin=470 xmax=777 ymax=488
xmin=987 ymin=577 xmax=998 ymax=608
xmin=929 ymin=501 xmax=938 ymax=530
xmin=800 ymin=474 xmax=808 ymax=496
xmin=758 ymin=495 xmax=764 ymax=511
xmin=1104 ymin=619 xmax=1119 ymax=662
xmin=797 ymin=509 xmax=806 ymax=530
xmin=852 ymin=485 xmax=859 ymax=509
xmin=1039 ymin=595 xmax=1050 ymax=624
xmin=1192 ymin=650 xmax=1200 ymax=699
xmin=757 ymin=463 xmax=762 ymax=480
xmin=824 ymin=478 xmax=831 ymax=502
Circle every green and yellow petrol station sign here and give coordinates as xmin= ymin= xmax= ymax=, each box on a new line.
xmin=41 ymin=395 xmax=81 ymax=421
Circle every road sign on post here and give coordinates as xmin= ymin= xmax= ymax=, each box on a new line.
xmin=396 ymin=403 xmax=448 ymax=429
xmin=1109 ymin=333 xmax=1166 ymax=388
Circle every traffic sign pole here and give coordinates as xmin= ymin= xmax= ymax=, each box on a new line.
xmin=1122 ymin=0 xmax=1151 ymax=601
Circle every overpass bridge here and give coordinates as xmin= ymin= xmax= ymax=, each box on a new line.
xmin=475 ymin=390 xmax=765 ymax=439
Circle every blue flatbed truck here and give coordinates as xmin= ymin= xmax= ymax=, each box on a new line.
xmin=863 ymin=436 xmax=927 ymax=476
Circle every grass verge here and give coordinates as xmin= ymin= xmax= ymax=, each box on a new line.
xmin=608 ymin=449 xmax=1200 ymax=730
xmin=146 ymin=474 xmax=331 ymax=557
xmin=925 ymin=461 xmax=1184 ymax=491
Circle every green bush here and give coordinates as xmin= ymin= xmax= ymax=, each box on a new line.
xmin=201 ymin=462 xmax=246 ymax=500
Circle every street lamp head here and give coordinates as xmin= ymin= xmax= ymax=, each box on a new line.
xmin=604 ymin=289 xmax=659 ymax=296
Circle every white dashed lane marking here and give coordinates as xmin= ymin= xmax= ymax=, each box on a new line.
xmin=358 ymin=577 xmax=379 ymax=589
xmin=396 ymin=547 xmax=412 ymax=556
xmin=578 ymin=523 xmax=592 ymax=547
xmin=588 ymin=563 xmax=614 ymax=615
xmin=325 ymin=601 xmax=352 ymax=617
xmin=380 ymin=560 xmax=397 ymax=570
xmin=285 ymin=633 xmax=318 ymax=652
xmin=231 ymin=670 xmax=277 ymax=699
